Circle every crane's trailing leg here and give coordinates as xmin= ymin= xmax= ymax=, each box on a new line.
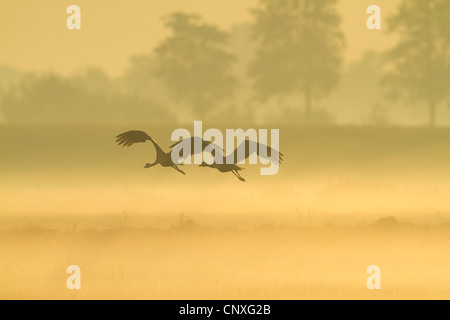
xmin=232 ymin=170 xmax=245 ymax=182
xmin=172 ymin=165 xmax=186 ymax=175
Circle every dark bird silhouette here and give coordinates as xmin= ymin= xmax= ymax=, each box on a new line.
xmin=115 ymin=130 xmax=217 ymax=175
xmin=199 ymin=162 xmax=246 ymax=182
xmin=199 ymin=140 xmax=283 ymax=182
xmin=224 ymin=140 xmax=283 ymax=165
xmin=169 ymin=137 xmax=223 ymax=163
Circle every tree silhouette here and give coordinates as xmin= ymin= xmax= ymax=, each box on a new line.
xmin=154 ymin=12 xmax=237 ymax=119
xmin=0 ymin=72 xmax=173 ymax=125
xmin=323 ymin=51 xmax=386 ymax=124
xmin=121 ymin=55 xmax=170 ymax=102
xmin=384 ymin=0 xmax=450 ymax=127
xmin=249 ymin=0 xmax=344 ymax=116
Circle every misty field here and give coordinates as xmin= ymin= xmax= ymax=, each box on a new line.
xmin=1 ymin=222 xmax=450 ymax=299
xmin=1 ymin=125 xmax=450 ymax=299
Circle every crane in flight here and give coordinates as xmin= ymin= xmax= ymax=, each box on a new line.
xmin=199 ymin=140 xmax=283 ymax=182
xmin=199 ymin=162 xmax=246 ymax=182
xmin=115 ymin=130 xmax=218 ymax=175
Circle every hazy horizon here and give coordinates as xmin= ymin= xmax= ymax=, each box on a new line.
xmin=0 ymin=0 xmax=399 ymax=77
xmin=2 ymin=0 xmax=450 ymax=300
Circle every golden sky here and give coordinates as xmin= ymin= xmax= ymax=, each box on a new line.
xmin=0 ymin=0 xmax=399 ymax=76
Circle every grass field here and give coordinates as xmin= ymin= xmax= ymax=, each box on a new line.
xmin=1 ymin=124 xmax=450 ymax=299
xmin=1 ymin=222 xmax=449 ymax=299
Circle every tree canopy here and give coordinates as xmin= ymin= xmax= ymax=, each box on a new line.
xmin=249 ymin=0 xmax=344 ymax=116
xmin=154 ymin=12 xmax=237 ymax=118
xmin=383 ymin=0 xmax=450 ymax=126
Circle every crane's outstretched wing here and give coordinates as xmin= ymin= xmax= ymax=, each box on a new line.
xmin=115 ymin=130 xmax=164 ymax=154
xmin=169 ymin=137 xmax=223 ymax=162
xmin=226 ymin=140 xmax=284 ymax=165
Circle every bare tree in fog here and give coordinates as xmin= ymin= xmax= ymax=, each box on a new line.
xmin=154 ymin=12 xmax=237 ymax=119
xmin=383 ymin=0 xmax=450 ymax=127
xmin=249 ymin=0 xmax=344 ymax=118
